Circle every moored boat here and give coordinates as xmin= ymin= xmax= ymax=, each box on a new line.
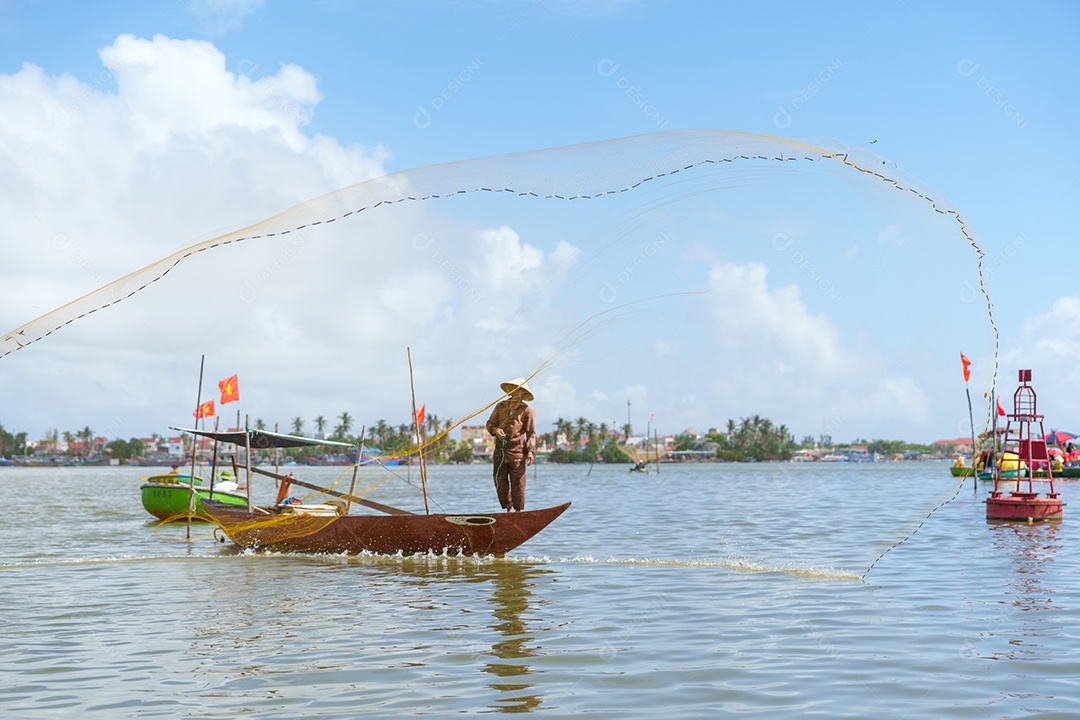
xmin=139 ymin=472 xmax=249 ymax=521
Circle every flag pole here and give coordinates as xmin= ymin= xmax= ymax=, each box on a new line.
xmin=407 ymin=347 xmax=430 ymax=514
xmin=965 ymin=385 xmax=977 ymax=494
xmin=960 ymin=353 xmax=978 ymax=494
xmin=187 ymin=354 xmax=205 ymax=540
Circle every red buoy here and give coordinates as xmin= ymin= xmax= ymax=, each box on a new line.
xmin=984 ymin=369 xmax=1065 ymax=522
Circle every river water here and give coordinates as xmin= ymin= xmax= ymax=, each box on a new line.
xmin=1 ymin=462 xmax=1077 ymax=718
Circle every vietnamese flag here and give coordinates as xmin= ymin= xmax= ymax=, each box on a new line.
xmin=960 ymin=353 xmax=972 ymax=383
xmin=219 ymin=375 xmax=239 ymax=404
xmin=414 ymin=404 xmax=426 ymax=427
xmin=997 ymin=396 xmax=1006 ymax=417
xmin=194 ymin=400 xmax=215 ymax=419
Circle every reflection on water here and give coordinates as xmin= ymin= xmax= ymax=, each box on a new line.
xmin=482 ymin=562 xmax=546 ymax=713
xmin=973 ymin=520 xmax=1067 ymax=661
xmin=992 ymin=520 xmax=1064 ymax=614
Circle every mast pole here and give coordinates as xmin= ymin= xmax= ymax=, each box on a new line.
xmin=407 ymin=347 xmax=430 ymax=514
xmin=209 ymin=415 xmax=220 ymax=500
xmin=273 ymin=422 xmax=280 ymax=478
xmin=346 ymin=426 xmax=366 ymax=514
xmin=244 ymin=414 xmax=253 ymax=508
xmin=187 ymin=355 xmax=205 ymax=540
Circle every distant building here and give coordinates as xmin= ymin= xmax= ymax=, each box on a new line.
xmin=933 ymin=437 xmax=974 ymax=453
xmin=461 ymin=425 xmax=492 ymax=446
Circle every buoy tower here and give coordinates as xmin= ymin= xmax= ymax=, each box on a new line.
xmin=985 ymin=369 xmax=1064 ymax=522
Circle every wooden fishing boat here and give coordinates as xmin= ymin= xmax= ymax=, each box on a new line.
xmin=140 ymin=472 xmax=248 ymax=521
xmin=178 ymin=426 xmax=571 ymax=556
xmin=203 ymin=499 xmax=571 ymax=556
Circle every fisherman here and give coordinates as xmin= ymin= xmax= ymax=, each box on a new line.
xmin=485 ymin=377 xmax=536 ymax=512
xmin=215 ymin=468 xmax=239 ymax=493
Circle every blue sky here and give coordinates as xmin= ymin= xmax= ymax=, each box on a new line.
xmin=1 ymin=1 xmax=1077 ymax=445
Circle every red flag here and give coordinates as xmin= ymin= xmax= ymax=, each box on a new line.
xmin=997 ymin=396 xmax=1006 ymax=417
xmin=194 ymin=400 xmax=215 ymax=419
xmin=414 ymin=404 xmax=426 ymax=427
xmin=219 ymin=375 xmax=239 ymax=404
xmin=960 ymin=353 xmax=972 ymax=383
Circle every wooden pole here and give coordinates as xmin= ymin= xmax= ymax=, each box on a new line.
xmin=187 ymin=355 xmax=205 ymax=540
xmin=407 ymin=347 xmax=430 ymax=514
xmin=250 ymin=466 xmax=413 ymax=516
xmin=645 ymin=416 xmax=651 ymax=472
xmin=965 ymin=385 xmax=976 ymax=493
xmin=346 ymin=426 xmax=366 ymax=514
xmin=244 ymin=414 xmax=253 ymax=509
xmin=273 ymin=421 xmax=280 ymax=478
xmin=208 ymin=416 xmax=220 ymax=500
xmin=654 ymin=428 xmax=660 ymax=475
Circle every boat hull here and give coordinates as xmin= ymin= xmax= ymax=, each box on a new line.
xmin=140 ymin=476 xmax=248 ymax=521
xmin=202 ymin=500 xmax=571 ymax=556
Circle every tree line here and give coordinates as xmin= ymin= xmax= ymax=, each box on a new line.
xmin=2 ymin=412 xmax=938 ymax=464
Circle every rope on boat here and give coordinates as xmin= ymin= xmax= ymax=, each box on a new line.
xmin=860 ymin=474 xmax=969 ymax=580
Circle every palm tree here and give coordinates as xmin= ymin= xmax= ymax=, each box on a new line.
xmin=79 ymin=426 xmax=93 ymax=458
xmin=554 ymin=417 xmax=574 ymax=447
xmin=574 ymin=417 xmax=589 ymax=447
xmin=374 ymin=419 xmax=390 ymax=447
xmin=313 ymin=415 xmax=327 ymax=438
xmin=254 ymin=418 xmax=266 ymax=431
xmin=338 ymin=411 xmax=353 ymax=438
xmin=291 ymin=416 xmax=304 ymax=435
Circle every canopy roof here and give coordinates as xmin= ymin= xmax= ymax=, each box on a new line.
xmin=171 ymin=427 xmax=354 ymax=450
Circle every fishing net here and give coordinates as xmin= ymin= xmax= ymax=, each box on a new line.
xmin=4 ymin=129 xmax=999 ymax=554
xmin=2 ymin=130 xmax=998 ymax=422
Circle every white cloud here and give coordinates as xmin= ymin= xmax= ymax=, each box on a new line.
xmin=476 ymin=225 xmax=544 ymax=290
xmin=702 ymin=261 xmax=931 ymax=437
xmin=1000 ymin=296 xmax=1080 ymax=425
xmin=706 ymin=261 xmax=843 ymax=373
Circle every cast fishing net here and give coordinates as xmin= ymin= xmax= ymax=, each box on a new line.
xmin=3 ymin=130 xmax=999 ymax=569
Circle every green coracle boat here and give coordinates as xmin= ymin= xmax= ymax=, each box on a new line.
xmin=140 ymin=472 xmax=248 ymax=521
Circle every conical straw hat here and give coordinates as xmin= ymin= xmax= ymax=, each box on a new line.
xmin=500 ymin=377 xmax=534 ymax=401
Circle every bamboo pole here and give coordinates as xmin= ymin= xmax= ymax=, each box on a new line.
xmin=208 ymin=416 xmax=220 ymax=500
xmin=407 ymin=347 xmax=430 ymax=514
xmin=273 ymin=422 xmax=280 ymax=478
xmin=187 ymin=355 xmax=205 ymax=540
xmin=250 ymin=466 xmax=413 ymax=516
xmin=965 ymin=386 xmax=976 ymax=494
xmin=346 ymin=426 xmax=366 ymax=514
xmin=244 ymin=414 xmax=253 ymax=509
